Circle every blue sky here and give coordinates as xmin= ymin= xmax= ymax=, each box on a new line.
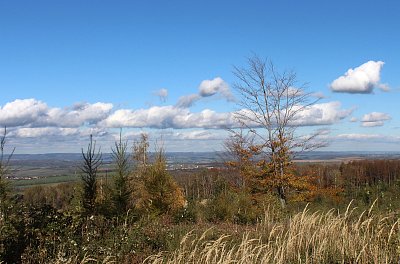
xmin=0 ymin=0 xmax=399 ymax=153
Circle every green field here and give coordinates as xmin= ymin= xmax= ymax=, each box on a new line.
xmin=11 ymin=172 xmax=112 ymax=189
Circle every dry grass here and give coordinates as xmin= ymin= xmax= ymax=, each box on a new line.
xmin=145 ymin=202 xmax=400 ymax=264
xmin=49 ymin=254 xmax=115 ymax=264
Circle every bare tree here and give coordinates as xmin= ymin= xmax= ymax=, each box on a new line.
xmin=233 ymin=55 xmax=323 ymax=207
xmin=133 ymin=133 xmax=149 ymax=168
xmin=80 ymin=134 xmax=102 ymax=213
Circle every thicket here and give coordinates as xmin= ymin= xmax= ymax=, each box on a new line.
xmin=0 ymin=133 xmax=189 ymax=263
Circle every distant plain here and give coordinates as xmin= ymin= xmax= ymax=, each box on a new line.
xmin=9 ymin=151 xmax=400 ymax=189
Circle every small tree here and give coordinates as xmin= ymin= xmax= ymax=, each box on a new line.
xmin=131 ymin=134 xmax=185 ymax=215
xmin=233 ymin=56 xmax=323 ymax=207
xmin=80 ymin=134 xmax=102 ymax=213
xmin=143 ymin=150 xmax=186 ymax=214
xmin=111 ymin=130 xmax=131 ymax=214
xmin=133 ymin=133 xmax=149 ymax=168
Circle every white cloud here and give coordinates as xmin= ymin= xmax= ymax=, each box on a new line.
xmin=110 ymin=130 xmax=147 ymax=141
xmin=292 ymin=102 xmax=353 ymax=126
xmin=102 ymin=106 xmax=180 ymax=128
xmin=349 ymin=117 xmax=358 ymax=122
xmin=179 ymin=109 xmax=236 ymax=129
xmin=103 ymin=101 xmax=351 ymax=130
xmin=361 ymin=112 xmax=391 ymax=122
xmin=362 ymin=121 xmax=385 ymax=127
xmin=330 ymin=61 xmax=387 ymax=93
xmin=199 ymin=77 xmax=234 ymax=101
xmin=378 ymin=83 xmax=390 ymax=92
xmin=154 ymin=88 xmax=168 ymax=102
xmin=361 ymin=112 xmax=391 ymax=127
xmin=9 ymin=126 xmax=110 ymax=140
xmin=43 ymin=102 xmax=113 ymax=127
xmin=176 ymin=94 xmax=201 ymax=108
xmin=1 ymin=96 xmax=352 ymax=134
xmin=0 ymin=99 xmax=113 ymax=128
xmin=0 ymin=99 xmax=48 ymax=127
xmin=173 ymin=130 xmax=223 ymax=140
xmin=332 ymin=134 xmax=400 ymax=144
xmin=12 ymin=127 xmax=79 ymax=138
xmin=101 ymin=106 xmax=237 ymax=129
xmin=176 ymin=77 xmax=234 ymax=108
xmin=335 ymin=133 xmax=383 ymax=140
xmin=311 ymin=92 xmax=326 ymax=99
xmin=78 ymin=127 xmax=110 ymax=138
xmin=315 ymin=128 xmax=331 ymax=136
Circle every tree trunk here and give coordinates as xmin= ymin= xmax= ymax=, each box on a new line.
xmin=277 ymin=186 xmax=286 ymax=208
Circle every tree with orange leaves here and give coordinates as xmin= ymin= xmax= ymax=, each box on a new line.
xmin=231 ymin=56 xmax=325 ymax=207
xmin=223 ymin=128 xmax=262 ymax=190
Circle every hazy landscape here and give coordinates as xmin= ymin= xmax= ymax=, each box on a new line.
xmin=8 ymin=151 xmax=400 ymax=187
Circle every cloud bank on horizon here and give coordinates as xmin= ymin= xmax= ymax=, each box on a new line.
xmin=0 ymin=98 xmax=352 ymax=133
xmin=1 ymin=60 xmax=398 ymax=153
xmin=0 ymin=75 xmax=355 ymax=133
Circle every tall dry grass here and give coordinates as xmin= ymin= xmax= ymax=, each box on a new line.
xmin=145 ymin=202 xmax=400 ymax=263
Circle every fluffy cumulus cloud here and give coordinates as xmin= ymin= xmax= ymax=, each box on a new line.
xmin=176 ymin=77 xmax=234 ymax=108
xmin=198 ymin=77 xmax=234 ymax=100
xmin=292 ymin=102 xmax=353 ymax=126
xmin=0 ymin=99 xmax=113 ymax=128
xmin=330 ymin=61 xmax=387 ymax=93
xmin=235 ymin=102 xmax=352 ymax=128
xmin=0 ymin=99 xmax=48 ymax=127
xmin=361 ymin=112 xmax=391 ymax=127
xmin=1 ymin=97 xmax=352 ymax=140
xmin=102 ymin=101 xmax=351 ymax=130
xmin=41 ymin=102 xmax=113 ymax=127
xmin=101 ymin=106 xmax=237 ymax=129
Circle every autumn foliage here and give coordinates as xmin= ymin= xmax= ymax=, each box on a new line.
xmin=224 ymin=131 xmax=329 ymax=206
xmin=131 ymin=151 xmax=186 ymax=215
